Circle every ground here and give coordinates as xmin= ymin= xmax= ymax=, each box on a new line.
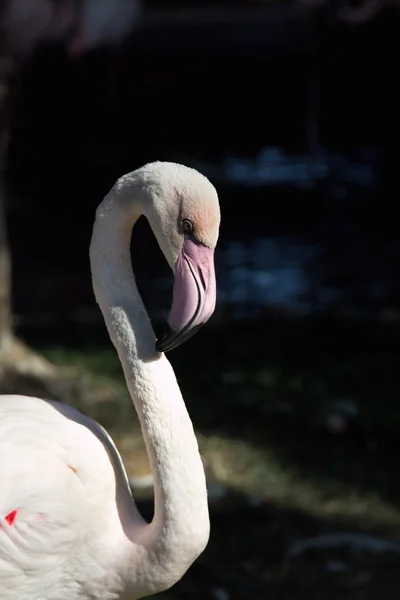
xmin=27 ymin=310 xmax=400 ymax=599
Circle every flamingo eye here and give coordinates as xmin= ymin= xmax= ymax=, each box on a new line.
xmin=182 ymin=219 xmax=194 ymax=234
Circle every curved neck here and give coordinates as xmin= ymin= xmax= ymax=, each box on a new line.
xmin=89 ymin=178 xmax=209 ymax=593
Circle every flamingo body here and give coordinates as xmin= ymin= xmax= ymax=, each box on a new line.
xmin=0 ymin=394 xmax=134 ymax=600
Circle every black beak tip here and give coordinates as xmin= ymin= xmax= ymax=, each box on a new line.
xmin=156 ymin=322 xmax=207 ymax=353
xmin=156 ymin=324 xmax=173 ymax=353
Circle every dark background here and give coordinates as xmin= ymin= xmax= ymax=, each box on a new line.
xmin=4 ymin=2 xmax=400 ymax=598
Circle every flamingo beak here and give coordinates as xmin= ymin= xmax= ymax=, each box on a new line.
xmin=156 ymin=238 xmax=216 ymax=352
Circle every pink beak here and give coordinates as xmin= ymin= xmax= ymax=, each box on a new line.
xmin=156 ymin=238 xmax=217 ymax=352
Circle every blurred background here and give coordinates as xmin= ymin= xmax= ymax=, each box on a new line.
xmin=0 ymin=0 xmax=399 ymax=598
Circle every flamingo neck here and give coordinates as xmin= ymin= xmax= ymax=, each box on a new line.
xmin=89 ymin=176 xmax=209 ymax=593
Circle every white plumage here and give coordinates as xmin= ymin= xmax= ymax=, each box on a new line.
xmin=0 ymin=162 xmax=221 ymax=599
xmin=0 ymin=396 xmax=132 ymax=599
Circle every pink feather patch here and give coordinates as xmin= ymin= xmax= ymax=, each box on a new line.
xmin=4 ymin=510 xmax=18 ymax=526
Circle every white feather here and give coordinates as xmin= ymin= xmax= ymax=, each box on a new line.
xmin=0 ymin=162 xmax=220 ymax=599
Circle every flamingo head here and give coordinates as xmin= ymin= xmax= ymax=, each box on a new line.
xmin=137 ymin=162 xmax=221 ymax=353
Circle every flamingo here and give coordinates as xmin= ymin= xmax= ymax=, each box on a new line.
xmin=0 ymin=161 xmax=220 ymax=599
